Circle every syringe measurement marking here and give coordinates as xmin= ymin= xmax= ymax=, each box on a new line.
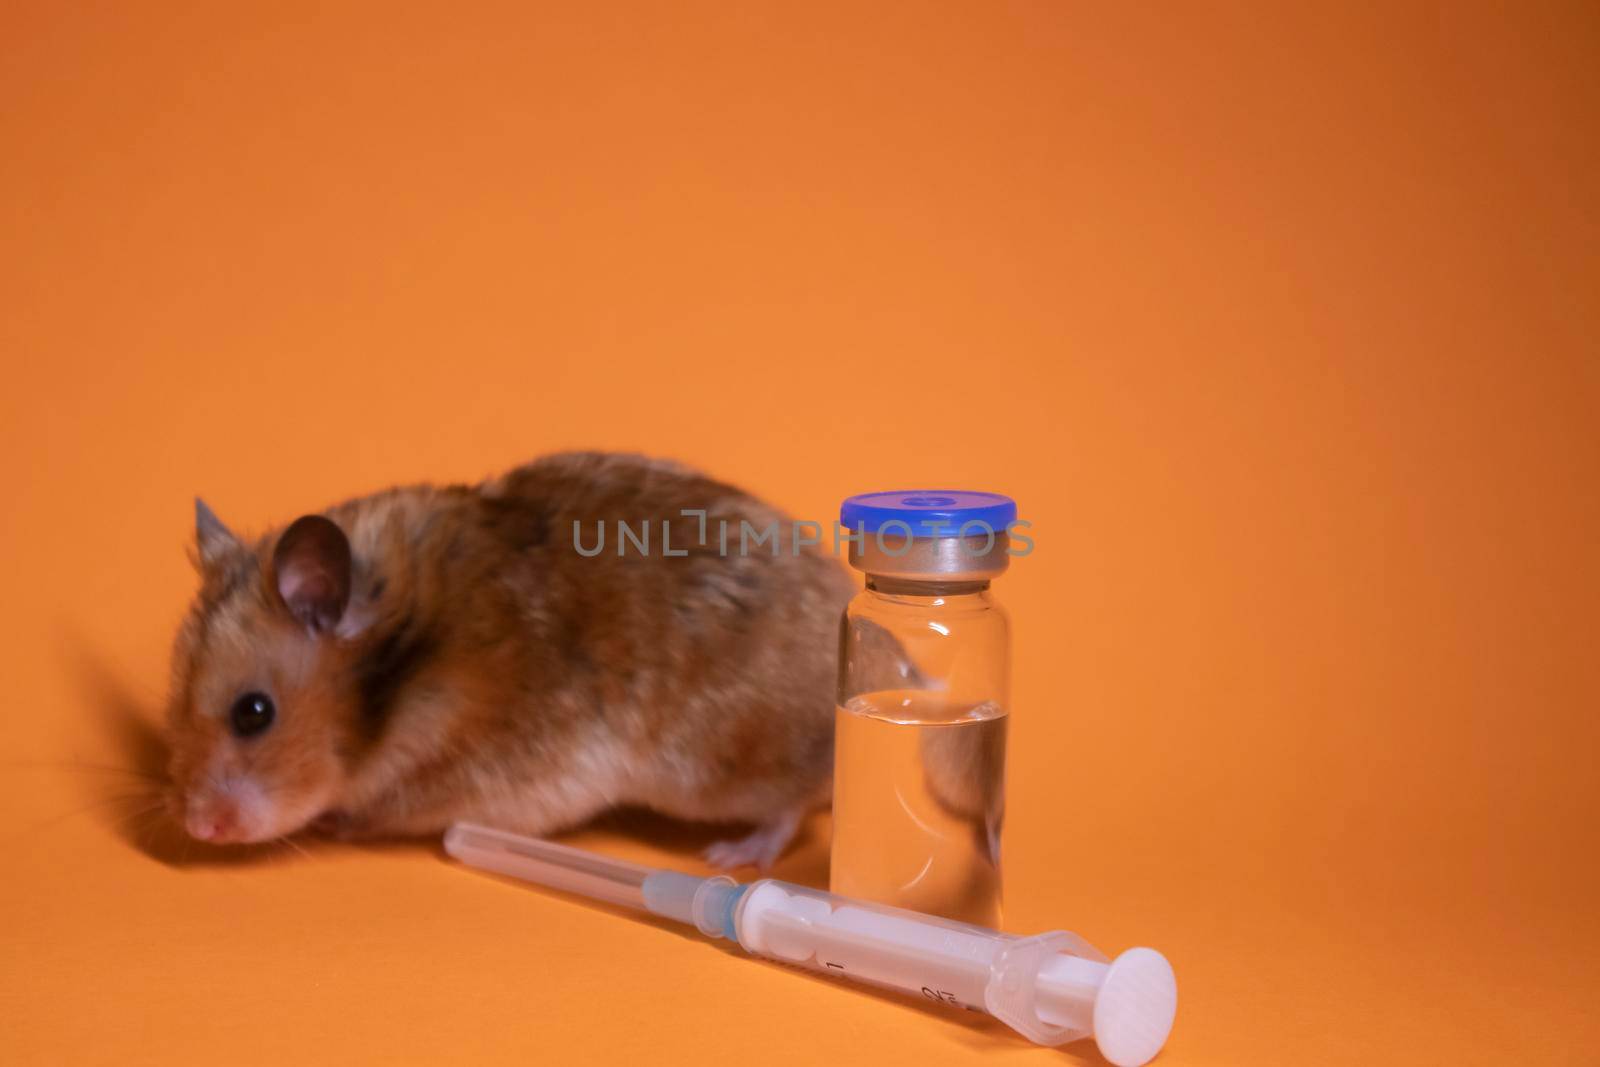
xmin=810 ymin=958 xmax=975 ymax=1012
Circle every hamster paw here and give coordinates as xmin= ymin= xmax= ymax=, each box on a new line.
xmin=703 ymin=808 xmax=803 ymax=871
xmin=309 ymin=809 xmax=371 ymax=840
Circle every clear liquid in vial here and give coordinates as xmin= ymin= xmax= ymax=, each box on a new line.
xmin=830 ymin=688 xmax=1006 ymax=928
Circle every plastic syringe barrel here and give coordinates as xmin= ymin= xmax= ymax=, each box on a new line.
xmin=728 ymin=879 xmax=1175 ymax=1065
xmin=444 ymin=824 xmax=1176 ymax=1067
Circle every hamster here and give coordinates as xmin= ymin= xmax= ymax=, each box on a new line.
xmin=164 ymin=451 xmax=857 ymax=868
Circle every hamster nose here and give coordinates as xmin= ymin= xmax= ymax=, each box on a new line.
xmin=186 ymin=802 xmax=238 ymax=842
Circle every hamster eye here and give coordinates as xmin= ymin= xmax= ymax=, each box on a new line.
xmin=229 ymin=692 xmax=276 ymax=738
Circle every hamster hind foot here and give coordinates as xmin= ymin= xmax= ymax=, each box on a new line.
xmin=703 ymin=807 xmax=805 ymax=871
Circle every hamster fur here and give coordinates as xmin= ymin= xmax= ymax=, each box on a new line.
xmin=165 ymin=451 xmax=856 ymax=868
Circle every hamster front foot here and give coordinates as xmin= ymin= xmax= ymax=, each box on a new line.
xmin=309 ymin=809 xmax=369 ymax=840
xmin=702 ymin=807 xmax=805 ymax=871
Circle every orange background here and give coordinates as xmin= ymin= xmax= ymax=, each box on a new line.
xmin=2 ymin=3 xmax=1596 ymax=1064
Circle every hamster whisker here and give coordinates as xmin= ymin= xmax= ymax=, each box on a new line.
xmin=129 ymin=808 xmax=168 ymax=853
xmin=109 ymin=801 xmax=168 ymax=833
xmin=276 ymin=835 xmax=312 ymax=860
xmin=0 ymin=760 xmax=165 ymax=782
xmin=3 ymin=790 xmax=164 ymax=844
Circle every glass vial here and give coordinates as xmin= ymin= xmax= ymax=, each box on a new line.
xmin=831 ymin=491 xmax=1016 ymax=928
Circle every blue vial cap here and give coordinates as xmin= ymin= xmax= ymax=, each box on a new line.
xmin=839 ymin=490 xmax=1017 ymax=538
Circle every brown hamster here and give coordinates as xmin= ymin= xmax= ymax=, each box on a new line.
xmin=165 ymin=451 xmax=856 ymax=868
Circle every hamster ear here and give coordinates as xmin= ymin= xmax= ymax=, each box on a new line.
xmin=271 ymin=515 xmax=352 ymax=635
xmin=195 ymin=497 xmax=243 ymax=567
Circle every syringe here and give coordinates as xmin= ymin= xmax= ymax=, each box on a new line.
xmin=444 ymin=822 xmax=1177 ymax=1066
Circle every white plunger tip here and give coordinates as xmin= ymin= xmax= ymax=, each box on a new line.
xmin=1093 ymin=947 xmax=1177 ymax=1067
